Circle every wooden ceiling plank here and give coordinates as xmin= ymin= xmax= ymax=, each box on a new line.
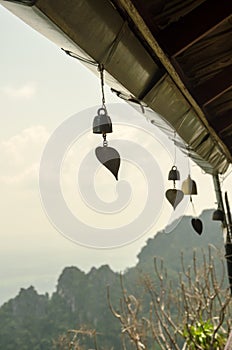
xmin=193 ymin=65 xmax=232 ymax=106
xmin=211 ymin=111 xmax=232 ymax=134
xmin=156 ymin=0 xmax=232 ymax=57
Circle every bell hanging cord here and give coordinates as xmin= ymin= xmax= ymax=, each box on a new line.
xmin=190 ymin=195 xmax=197 ymax=217
xmin=186 ymin=146 xmax=191 ymax=175
xmin=98 ymin=64 xmax=106 ymax=110
xmin=173 ymin=131 xmax=177 ymax=165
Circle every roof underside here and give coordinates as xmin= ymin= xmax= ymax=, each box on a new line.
xmin=1 ymin=0 xmax=232 ymax=174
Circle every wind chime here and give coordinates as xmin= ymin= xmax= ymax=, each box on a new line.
xmin=181 ymin=150 xmax=202 ymax=235
xmin=166 ymin=165 xmax=184 ymax=209
xmin=165 ymin=139 xmax=203 ymax=235
xmin=165 ymin=134 xmax=184 ymax=210
xmin=93 ymin=64 xmax=120 ymax=180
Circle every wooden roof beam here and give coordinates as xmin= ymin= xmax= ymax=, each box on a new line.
xmin=156 ymin=0 xmax=232 ymax=57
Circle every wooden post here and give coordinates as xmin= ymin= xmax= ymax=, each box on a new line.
xmin=212 ymin=175 xmax=232 ymax=294
xmin=224 ymin=192 xmax=232 ymax=294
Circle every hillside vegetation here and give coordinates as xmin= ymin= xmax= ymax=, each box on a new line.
xmin=0 ymin=210 xmax=225 ymax=349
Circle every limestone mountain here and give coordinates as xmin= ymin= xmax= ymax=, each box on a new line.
xmin=0 ymin=210 xmax=225 ymax=349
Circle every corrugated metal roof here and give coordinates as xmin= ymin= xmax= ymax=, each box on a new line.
xmin=1 ymin=0 xmax=231 ymax=174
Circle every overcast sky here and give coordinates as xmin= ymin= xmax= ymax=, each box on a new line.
xmin=0 ymin=4 xmax=231 ymax=305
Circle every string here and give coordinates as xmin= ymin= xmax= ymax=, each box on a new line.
xmin=62 ymin=49 xmax=111 ymax=148
xmin=61 ymin=48 xmax=97 ymax=66
xmin=98 ymin=64 xmax=106 ymax=109
xmin=187 ymin=147 xmax=191 ymax=175
xmin=190 ymin=196 xmax=197 ymax=217
xmin=173 ymin=131 xmax=177 ymax=165
xmin=62 ymin=49 xmax=106 ymax=110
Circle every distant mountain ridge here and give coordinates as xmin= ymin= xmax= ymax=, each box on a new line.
xmin=0 ymin=210 xmax=225 ymax=349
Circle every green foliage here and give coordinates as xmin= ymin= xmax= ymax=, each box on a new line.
xmin=183 ymin=319 xmax=226 ymax=349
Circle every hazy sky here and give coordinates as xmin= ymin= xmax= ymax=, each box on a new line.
xmin=0 ymin=4 xmax=231 ymax=305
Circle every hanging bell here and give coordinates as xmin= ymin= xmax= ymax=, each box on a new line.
xmin=168 ymin=166 xmax=180 ymax=181
xmin=212 ymin=208 xmax=224 ymax=222
xmin=181 ymin=175 xmax=197 ymax=195
xmin=93 ymin=108 xmax=113 ymax=134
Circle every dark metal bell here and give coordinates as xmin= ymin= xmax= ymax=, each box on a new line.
xmin=93 ymin=107 xmax=113 ymax=134
xmin=168 ymin=166 xmax=180 ymax=181
xmin=181 ymin=175 xmax=197 ymax=195
xmin=212 ymin=208 xmax=224 ymax=222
